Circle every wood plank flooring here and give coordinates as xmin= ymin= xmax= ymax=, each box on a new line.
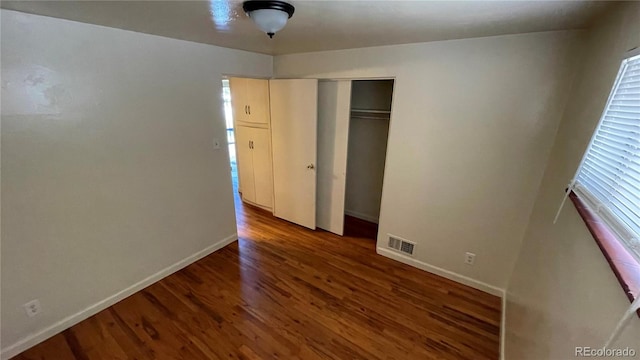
xmin=13 ymin=190 xmax=501 ymax=360
xmin=343 ymin=215 xmax=379 ymax=240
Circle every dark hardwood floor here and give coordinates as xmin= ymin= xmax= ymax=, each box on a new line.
xmin=343 ymin=215 xmax=378 ymax=240
xmin=14 ymin=177 xmax=501 ymax=359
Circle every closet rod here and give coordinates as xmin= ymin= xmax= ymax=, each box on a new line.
xmin=350 ymin=109 xmax=391 ymax=114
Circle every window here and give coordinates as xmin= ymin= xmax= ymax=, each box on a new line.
xmin=221 ymin=79 xmax=236 ymax=164
xmin=570 ymin=52 xmax=640 ymax=261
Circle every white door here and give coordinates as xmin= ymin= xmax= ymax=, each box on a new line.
xmin=270 ymin=79 xmax=318 ymax=229
xmin=251 ymin=128 xmax=274 ymax=208
xmin=235 ymin=126 xmax=255 ymax=203
xmin=317 ymin=80 xmax=352 ymax=235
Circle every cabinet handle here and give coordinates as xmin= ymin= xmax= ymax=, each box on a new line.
xmin=248 ymin=105 xmax=251 ymax=115
xmin=245 ymin=105 xmax=248 ymax=114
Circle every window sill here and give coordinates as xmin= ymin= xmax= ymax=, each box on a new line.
xmin=569 ymin=191 xmax=640 ymax=315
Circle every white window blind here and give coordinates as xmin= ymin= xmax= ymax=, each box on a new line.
xmin=570 ymin=52 xmax=640 ymax=260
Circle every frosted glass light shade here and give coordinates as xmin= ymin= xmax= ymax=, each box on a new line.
xmin=248 ymin=9 xmax=289 ymax=37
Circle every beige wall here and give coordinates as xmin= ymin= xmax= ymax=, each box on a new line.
xmin=504 ymin=3 xmax=640 ymax=359
xmin=275 ymin=30 xmax=582 ymax=290
xmin=0 ymin=10 xmax=272 ymax=356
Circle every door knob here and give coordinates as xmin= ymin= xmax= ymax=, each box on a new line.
xmin=307 ymin=164 xmax=315 ymax=170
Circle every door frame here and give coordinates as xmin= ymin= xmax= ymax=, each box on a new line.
xmin=221 ymin=74 xmax=398 ymax=242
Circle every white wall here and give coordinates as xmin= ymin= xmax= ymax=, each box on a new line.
xmin=275 ymin=31 xmax=582 ymax=290
xmin=504 ymin=3 xmax=640 ymax=358
xmin=0 ymin=10 xmax=272 ymax=357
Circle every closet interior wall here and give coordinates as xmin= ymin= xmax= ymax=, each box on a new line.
xmin=345 ymin=80 xmax=394 ymax=224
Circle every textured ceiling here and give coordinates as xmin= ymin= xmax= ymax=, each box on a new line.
xmin=1 ymin=0 xmax=615 ymax=55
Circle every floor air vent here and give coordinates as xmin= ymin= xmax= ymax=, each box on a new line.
xmin=388 ymin=235 xmax=415 ymax=256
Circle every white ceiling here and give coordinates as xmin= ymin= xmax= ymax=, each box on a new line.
xmin=1 ymin=0 xmax=615 ymax=55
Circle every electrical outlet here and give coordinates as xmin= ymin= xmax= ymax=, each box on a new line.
xmin=23 ymin=299 xmax=41 ymax=317
xmin=213 ymin=138 xmax=221 ymax=150
xmin=464 ymin=252 xmax=476 ymax=265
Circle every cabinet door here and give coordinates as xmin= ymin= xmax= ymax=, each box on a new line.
xmin=229 ymin=77 xmax=249 ymax=123
xmin=245 ymin=78 xmax=270 ymax=124
xmin=235 ymin=126 xmax=255 ymax=203
xmin=250 ymin=128 xmax=274 ymax=208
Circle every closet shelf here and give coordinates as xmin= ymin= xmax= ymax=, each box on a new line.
xmin=350 ymin=109 xmax=391 ymax=114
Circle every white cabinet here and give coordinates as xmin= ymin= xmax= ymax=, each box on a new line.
xmin=230 ymin=77 xmax=250 ymax=124
xmin=235 ymin=126 xmax=255 ymax=202
xmin=229 ymin=78 xmax=270 ymax=125
xmin=246 ymin=78 xmax=270 ymax=125
xmin=231 ymin=77 xmax=272 ymax=210
xmin=235 ymin=126 xmax=273 ymax=209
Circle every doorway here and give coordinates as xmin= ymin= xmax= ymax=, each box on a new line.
xmin=344 ymin=80 xmax=393 ymax=239
xmin=316 ymin=79 xmax=394 ymax=241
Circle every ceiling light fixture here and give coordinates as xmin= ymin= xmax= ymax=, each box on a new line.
xmin=242 ymin=0 xmax=295 ymax=38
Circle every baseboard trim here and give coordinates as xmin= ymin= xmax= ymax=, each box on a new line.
xmin=500 ymin=294 xmax=507 ymax=360
xmin=345 ymin=210 xmax=379 ymax=224
xmin=376 ymin=247 xmax=504 ymax=297
xmin=241 ymin=198 xmax=273 ymax=213
xmin=1 ymin=233 xmax=238 ymax=360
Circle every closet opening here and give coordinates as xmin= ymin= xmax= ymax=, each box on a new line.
xmin=316 ymin=78 xmax=394 ymax=241
xmin=343 ymin=80 xmax=393 ymax=240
